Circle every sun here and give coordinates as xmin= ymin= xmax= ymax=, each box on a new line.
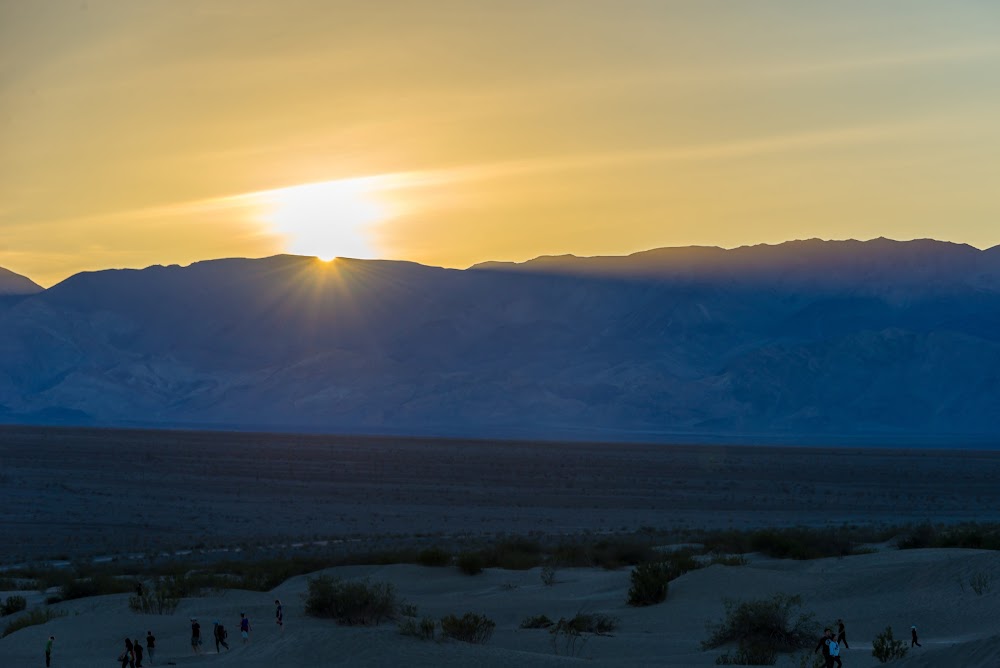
xmin=257 ymin=177 xmax=391 ymax=261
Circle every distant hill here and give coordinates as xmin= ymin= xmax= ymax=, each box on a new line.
xmin=0 ymin=265 xmax=43 ymax=295
xmin=0 ymin=239 xmax=998 ymax=443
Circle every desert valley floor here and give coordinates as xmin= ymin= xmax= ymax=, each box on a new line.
xmin=2 ymin=426 xmax=1000 ymax=563
xmin=3 ymin=427 xmax=1000 ymax=666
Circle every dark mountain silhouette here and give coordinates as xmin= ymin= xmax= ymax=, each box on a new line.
xmin=0 ymin=239 xmax=998 ymax=443
xmin=0 ymin=266 xmax=43 ymax=296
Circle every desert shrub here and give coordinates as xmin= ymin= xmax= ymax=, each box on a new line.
xmin=591 ymin=539 xmax=657 ymax=569
xmin=548 ymin=612 xmax=616 ymax=655
xmin=488 ymin=538 xmax=543 ymax=570
xmin=0 ymin=577 xmax=27 ymax=590
xmin=627 ymin=561 xmax=672 ymax=606
xmin=520 ymin=614 xmax=554 ymax=629
xmin=969 ymin=571 xmax=993 ymax=595
xmin=1 ymin=608 xmax=67 ymax=638
xmin=714 ymin=641 xmax=778 ymax=665
xmin=153 ymin=572 xmax=231 ymax=598
xmin=709 ymin=553 xmax=749 ymax=567
xmin=749 ymin=528 xmax=854 ymax=560
xmin=702 ymin=594 xmax=817 ymax=653
xmin=550 ymin=616 xmax=587 ymax=656
xmin=897 ymin=523 xmax=936 ymax=550
xmin=457 ymin=552 xmax=484 ymax=576
xmin=400 ymin=602 xmax=418 ymax=617
xmin=304 ymin=576 xmax=397 ymax=626
xmin=896 ymin=522 xmax=1000 ymax=551
xmin=871 ymin=626 xmax=908 ymax=663
xmin=127 ymin=578 xmax=180 ymax=615
xmin=399 ymin=616 xmax=436 ymax=640
xmin=540 ymin=565 xmax=557 ymax=586
xmin=416 ymin=547 xmax=451 ymax=567
xmin=234 ymin=559 xmax=321 ymax=590
xmin=1 ymin=596 xmax=27 ymax=616
xmin=551 ymin=542 xmax=591 ymax=567
xmin=792 ymin=651 xmax=828 ymax=668
xmin=440 ymin=612 xmax=495 ymax=644
xmin=571 ymin=612 xmax=618 ymax=635
xmin=59 ymin=574 xmax=133 ymax=601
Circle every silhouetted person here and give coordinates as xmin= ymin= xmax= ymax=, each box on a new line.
xmin=213 ymin=620 xmax=229 ymax=652
xmin=837 ymin=618 xmax=849 ymax=649
xmin=145 ymin=631 xmax=155 ymax=665
xmin=239 ymin=612 xmax=252 ymax=643
xmin=814 ymin=628 xmax=834 ymax=668
xmin=190 ymin=618 xmax=202 ymax=654
xmin=275 ymin=599 xmax=283 ymax=631
xmin=45 ymin=635 xmax=54 ymax=667
xmin=120 ymin=638 xmax=134 ymax=668
xmin=133 ymin=638 xmax=144 ymax=667
xmin=911 ymin=625 xmax=921 ymax=647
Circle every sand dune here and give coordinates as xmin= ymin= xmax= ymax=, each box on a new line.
xmin=4 ymin=548 xmax=1000 ymax=667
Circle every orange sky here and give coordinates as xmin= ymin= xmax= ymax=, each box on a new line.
xmin=2 ymin=1 xmax=1000 ymax=286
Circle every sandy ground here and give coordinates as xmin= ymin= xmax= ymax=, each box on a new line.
xmin=3 ymin=426 xmax=1000 ymax=563
xmin=5 ymin=426 xmax=1000 ymax=665
xmin=4 ymin=548 xmax=1000 ymax=667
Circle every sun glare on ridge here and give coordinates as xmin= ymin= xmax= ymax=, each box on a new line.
xmin=256 ymin=177 xmax=393 ymax=261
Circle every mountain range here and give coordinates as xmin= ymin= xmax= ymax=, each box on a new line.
xmin=1 ymin=238 xmax=998 ymax=444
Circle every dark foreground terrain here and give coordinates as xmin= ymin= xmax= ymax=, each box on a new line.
xmin=2 ymin=426 xmax=999 ymax=563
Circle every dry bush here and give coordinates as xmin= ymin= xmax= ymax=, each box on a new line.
xmin=2 ymin=608 xmax=67 ymax=638
xmin=440 ymin=612 xmax=495 ymax=644
xmin=702 ymin=593 xmax=817 ymax=654
xmin=520 ymin=614 xmax=554 ymax=629
xmin=627 ymin=561 xmax=672 ymax=606
xmin=304 ymin=576 xmax=397 ymax=626
xmin=0 ymin=596 xmax=27 ymax=617
xmin=871 ymin=626 xmax=908 ymax=663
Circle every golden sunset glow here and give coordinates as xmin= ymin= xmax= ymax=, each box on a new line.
xmin=2 ymin=1 xmax=1000 ymax=286
xmin=253 ymin=178 xmax=392 ymax=261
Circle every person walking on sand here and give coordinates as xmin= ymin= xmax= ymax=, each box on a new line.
xmin=213 ymin=620 xmax=230 ymax=652
xmin=239 ymin=612 xmax=252 ymax=643
xmin=133 ymin=638 xmax=144 ymax=667
xmin=911 ymin=625 xmax=921 ymax=647
xmin=145 ymin=631 xmax=155 ymax=665
xmin=828 ymin=633 xmax=842 ymax=668
xmin=814 ymin=628 xmax=834 ymax=668
xmin=120 ymin=638 xmax=135 ymax=668
xmin=45 ymin=635 xmax=54 ymax=667
xmin=190 ymin=618 xmax=202 ymax=654
xmin=837 ymin=618 xmax=849 ymax=649
xmin=275 ymin=599 xmax=284 ymax=631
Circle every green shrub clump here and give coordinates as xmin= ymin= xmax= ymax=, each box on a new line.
xmin=305 ymin=576 xmax=397 ymax=626
xmin=57 ymin=574 xmax=134 ymax=601
xmin=871 ymin=626 xmax=908 ymax=663
xmin=702 ymin=594 xmax=817 ymax=655
xmin=416 ymin=547 xmax=451 ymax=567
xmin=627 ymin=561 xmax=672 ymax=606
xmin=399 ymin=616 xmax=436 ymax=640
xmin=1 ymin=596 xmax=27 ymax=617
xmin=440 ymin=612 xmax=496 ymax=644
xmin=715 ymin=642 xmax=778 ymax=665
xmin=128 ymin=578 xmax=180 ymax=615
xmin=520 ymin=614 xmax=555 ymax=629
xmin=2 ymin=608 xmax=67 ymax=638
xmin=456 ymin=552 xmax=485 ymax=576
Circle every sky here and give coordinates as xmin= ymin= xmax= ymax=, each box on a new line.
xmin=2 ymin=1 xmax=999 ymax=287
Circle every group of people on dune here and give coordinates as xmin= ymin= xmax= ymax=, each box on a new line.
xmin=815 ymin=619 xmax=921 ymax=667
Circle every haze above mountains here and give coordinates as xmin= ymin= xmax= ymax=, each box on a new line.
xmin=1 ymin=238 xmax=998 ymax=444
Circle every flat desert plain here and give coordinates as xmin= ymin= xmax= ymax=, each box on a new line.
xmin=4 ymin=426 xmax=1000 ymax=666
xmin=2 ymin=426 xmax=1000 ymax=562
